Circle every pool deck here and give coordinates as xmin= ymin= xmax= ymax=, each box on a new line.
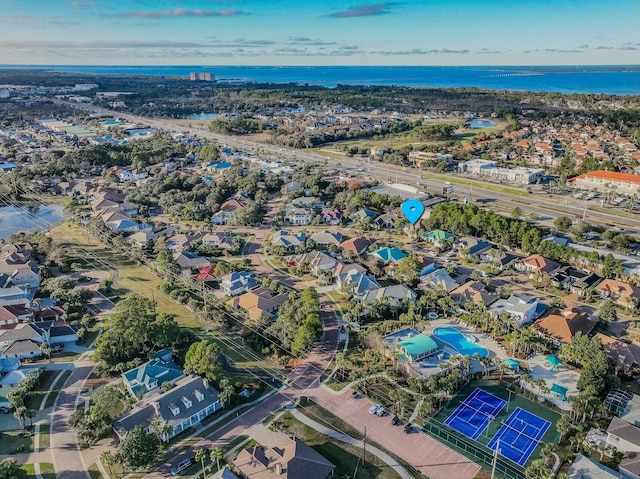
xmin=402 ymin=318 xmax=508 ymax=377
xmin=521 ymin=354 xmax=579 ymax=411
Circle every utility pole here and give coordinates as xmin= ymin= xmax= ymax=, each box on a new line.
xmin=491 ymin=440 xmax=500 ymax=479
xmin=202 ymin=281 xmax=207 ymax=319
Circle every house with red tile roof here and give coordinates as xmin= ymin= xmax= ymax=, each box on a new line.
xmin=596 ymin=279 xmax=640 ymax=310
xmin=532 ymin=308 xmax=597 ymax=345
xmin=516 ymin=254 xmax=562 ymax=277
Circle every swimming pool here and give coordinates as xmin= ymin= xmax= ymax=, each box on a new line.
xmin=433 ymin=327 xmax=489 ymax=358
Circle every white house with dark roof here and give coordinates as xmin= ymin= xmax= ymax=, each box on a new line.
xmin=114 ymin=375 xmax=223 ymax=442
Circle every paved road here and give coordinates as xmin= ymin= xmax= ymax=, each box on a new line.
xmin=50 ymin=361 xmax=95 ymax=479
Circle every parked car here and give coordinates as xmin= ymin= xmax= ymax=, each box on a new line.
xmin=171 ymin=457 xmax=195 ymax=475
xmin=52 ymin=344 xmax=64 ymax=353
xmin=404 ymin=423 xmax=413 ymax=434
xmin=368 ymin=404 xmax=382 ymax=415
xmin=391 ymin=415 xmax=400 ymax=425
xmin=375 ymin=407 xmax=386 ymax=417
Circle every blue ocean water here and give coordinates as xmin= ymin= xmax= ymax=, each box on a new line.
xmin=2 ymin=65 xmax=639 ymax=95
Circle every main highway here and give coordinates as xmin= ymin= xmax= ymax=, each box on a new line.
xmin=57 ymin=100 xmax=639 ymax=235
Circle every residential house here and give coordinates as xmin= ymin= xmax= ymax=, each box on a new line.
xmin=567 ymin=454 xmax=624 ymax=479
xmin=290 ymin=196 xmax=324 ymax=210
xmin=114 ymin=375 xmax=223 ymax=442
xmin=195 ymin=265 xmax=218 ymax=283
xmin=531 ymin=308 xmax=596 ymax=344
xmin=321 ymin=209 xmax=342 ymax=225
xmin=227 ymin=287 xmax=289 ymax=321
xmin=122 ymin=349 xmax=185 ymax=398
xmin=418 ymin=268 xmax=460 ymax=292
xmin=489 ymin=295 xmax=544 ymax=326
xmin=284 ymin=208 xmax=313 ymax=226
xmin=370 ymin=247 xmax=407 ymax=265
xmin=0 ymin=305 xmax=33 ymax=327
xmin=201 ymin=233 xmax=237 ymax=251
xmin=211 ymin=197 xmax=248 ymax=225
xmin=451 ymin=281 xmax=499 ymax=307
xmin=128 ymin=231 xmax=156 ymax=248
xmin=416 ymin=256 xmax=437 ymax=276
xmin=339 ymin=237 xmax=376 ymax=256
xmin=335 ymin=270 xmax=380 ymax=295
xmin=596 ymin=279 xmax=640 ymax=310
xmin=173 ymin=252 xmax=211 ymax=275
xmin=456 ymin=236 xmax=492 ymax=258
xmin=271 ymin=231 xmax=306 ymax=252
xmin=607 ymin=416 xmax=640 ymax=453
xmin=550 ymin=266 xmax=601 ymax=295
xmin=0 ymin=323 xmax=47 ymax=359
xmin=166 ymin=234 xmax=194 ymax=252
xmin=542 ymin=235 xmax=572 ymax=247
xmin=480 ymin=249 xmax=518 ymax=271
xmin=595 ymin=333 xmax=640 ymax=374
xmin=0 ymin=264 xmax=41 ymax=289
xmin=349 ymin=209 xmax=377 ymax=224
xmin=286 ymin=251 xmax=338 ymax=277
xmin=373 ymin=213 xmax=397 ymax=230
xmin=358 ymin=284 xmax=417 ymax=308
xmin=423 ymin=230 xmax=455 ymax=249
xmin=281 ymin=180 xmax=302 ymax=195
xmin=309 ymin=231 xmax=343 ymax=248
xmin=233 ymin=437 xmax=335 ymax=479
xmin=219 ymin=272 xmax=257 ymax=296
xmin=0 ymin=287 xmax=34 ymax=307
xmin=119 ymin=169 xmax=148 ymax=182
xmin=516 ymin=254 xmax=561 ymax=277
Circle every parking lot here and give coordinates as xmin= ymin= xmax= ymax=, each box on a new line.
xmin=310 ymin=386 xmax=481 ymax=479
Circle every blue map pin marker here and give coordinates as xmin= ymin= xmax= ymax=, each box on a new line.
xmin=401 ymin=199 xmax=425 ymax=225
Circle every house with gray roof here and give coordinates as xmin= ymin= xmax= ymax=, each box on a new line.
xmin=123 ymin=349 xmax=185 ymax=398
xmin=489 ymin=294 xmax=544 ymax=326
xmin=335 ymin=270 xmax=380 ymax=295
xmin=114 ymin=375 xmax=223 ymax=442
xmin=271 ymin=231 xmax=306 ymax=251
xmin=418 ymin=269 xmax=460 ymax=293
xmin=358 ymin=284 xmax=417 ymax=308
xmin=220 ymin=271 xmax=257 ymax=296
xmin=309 ymin=230 xmax=343 ymax=248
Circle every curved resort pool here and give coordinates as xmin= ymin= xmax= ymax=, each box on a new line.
xmin=433 ymin=327 xmax=489 ymax=358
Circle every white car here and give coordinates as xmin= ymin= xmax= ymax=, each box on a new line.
xmin=369 ymin=404 xmax=382 ymax=415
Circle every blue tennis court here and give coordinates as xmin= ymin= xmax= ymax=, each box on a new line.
xmin=445 ymin=388 xmax=506 ymax=440
xmin=487 ymin=407 xmax=551 ymax=467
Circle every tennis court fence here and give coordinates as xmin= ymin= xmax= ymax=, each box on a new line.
xmin=422 ymin=419 xmax=525 ymax=479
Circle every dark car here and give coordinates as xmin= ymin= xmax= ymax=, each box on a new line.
xmin=52 ymin=344 xmax=64 ymax=353
xmin=171 ymin=457 xmax=195 ymax=475
xmin=391 ymin=415 xmax=400 ymax=426
xmin=404 ymin=423 xmax=413 ymax=434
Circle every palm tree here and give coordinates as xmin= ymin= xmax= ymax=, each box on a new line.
xmin=40 ymin=343 xmax=52 ymax=363
xmin=210 ymin=447 xmax=223 ymax=472
xmin=195 ymin=449 xmax=208 ymax=479
xmin=149 ymin=419 xmax=172 ymax=443
xmin=556 ymin=413 xmax=573 ymax=443
xmin=14 ymin=406 xmax=27 ymax=431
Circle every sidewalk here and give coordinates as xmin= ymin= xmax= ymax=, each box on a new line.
xmin=290 ymin=409 xmax=414 ymax=479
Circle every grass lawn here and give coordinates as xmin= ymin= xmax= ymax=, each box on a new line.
xmin=44 ymin=370 xmax=73 ymax=409
xmin=279 ymin=412 xmax=401 ymax=479
xmin=39 ymin=463 xmax=56 ymax=479
xmin=50 ymin=222 xmax=271 ymax=371
xmin=26 ymin=370 xmax=61 ymax=409
xmin=20 ymin=464 xmax=36 ymax=477
xmin=0 ymin=430 xmax=33 ymax=454
xmin=50 ymin=222 xmax=201 ymax=328
xmin=39 ymin=423 xmax=51 ymax=450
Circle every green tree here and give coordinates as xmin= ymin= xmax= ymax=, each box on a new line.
xmin=195 ymin=449 xmax=208 ymax=479
xmin=184 ymin=340 xmax=221 ymax=381
xmin=210 ymin=447 xmax=224 ymax=472
xmin=553 ymin=216 xmax=572 ymax=232
xmin=118 ymin=426 xmax=158 ymax=471
xmin=0 ymin=458 xmax=23 ymax=479
xmin=395 ymin=256 xmax=421 ymax=283
xmin=599 ymin=299 xmax=618 ymax=324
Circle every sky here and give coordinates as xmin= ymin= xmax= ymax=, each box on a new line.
xmin=0 ymin=0 xmax=638 ymax=66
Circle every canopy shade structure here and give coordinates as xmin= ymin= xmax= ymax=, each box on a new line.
xmin=545 ymin=354 xmax=563 ymax=371
xmin=504 ymin=358 xmax=521 ymax=370
xmin=550 ymin=383 xmax=568 ymax=401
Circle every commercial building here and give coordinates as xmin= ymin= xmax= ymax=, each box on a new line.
xmin=568 ymin=170 xmax=640 ymax=196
